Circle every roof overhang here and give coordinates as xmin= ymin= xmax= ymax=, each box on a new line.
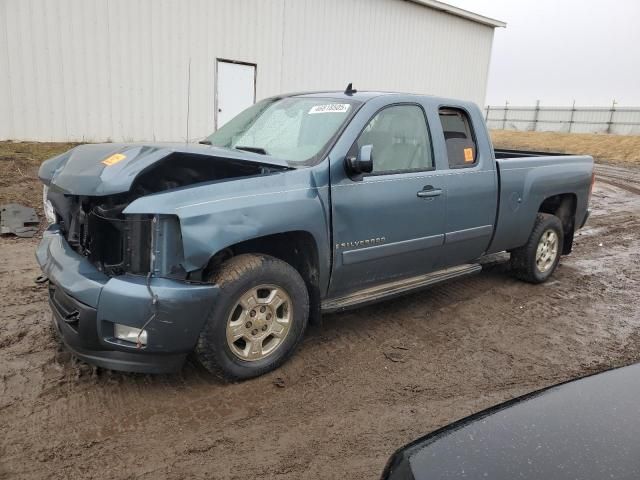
xmin=407 ymin=0 xmax=506 ymax=28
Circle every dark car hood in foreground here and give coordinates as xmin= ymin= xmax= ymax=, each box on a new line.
xmin=383 ymin=363 xmax=640 ymax=479
xmin=39 ymin=142 xmax=290 ymax=196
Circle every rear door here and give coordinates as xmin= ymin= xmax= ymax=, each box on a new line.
xmin=434 ymin=106 xmax=498 ymax=268
xmin=328 ymin=103 xmax=447 ymax=296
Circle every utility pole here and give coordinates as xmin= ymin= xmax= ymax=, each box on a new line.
xmin=606 ymin=99 xmax=616 ymax=134
xmin=568 ymin=100 xmax=576 ymax=133
xmin=502 ymin=101 xmax=509 ymax=130
xmin=531 ymin=100 xmax=540 ymax=132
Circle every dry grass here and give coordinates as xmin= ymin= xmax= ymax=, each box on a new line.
xmin=0 ymin=141 xmax=78 ymax=214
xmin=491 ymin=130 xmax=640 ymax=167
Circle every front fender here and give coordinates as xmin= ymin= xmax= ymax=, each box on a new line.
xmin=124 ymin=167 xmax=332 ymax=288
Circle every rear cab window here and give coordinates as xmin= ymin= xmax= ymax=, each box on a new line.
xmin=438 ymin=108 xmax=478 ymax=168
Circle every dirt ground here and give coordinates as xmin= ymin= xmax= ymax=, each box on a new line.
xmin=1 ymin=138 xmax=640 ymax=479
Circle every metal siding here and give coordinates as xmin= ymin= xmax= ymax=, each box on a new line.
xmin=0 ymin=0 xmax=495 ymax=142
xmin=280 ymin=0 xmax=493 ymax=102
xmin=0 ymin=0 xmax=13 ymax=139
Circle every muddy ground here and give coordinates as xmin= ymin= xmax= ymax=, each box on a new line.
xmin=1 ymin=146 xmax=640 ymax=478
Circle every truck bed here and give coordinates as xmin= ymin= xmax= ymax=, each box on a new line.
xmin=487 ymin=149 xmax=594 ymax=255
xmin=494 ymin=148 xmax=570 ymax=159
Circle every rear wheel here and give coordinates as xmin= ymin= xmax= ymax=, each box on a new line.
xmin=511 ymin=213 xmax=564 ymax=284
xmin=195 ymin=254 xmax=309 ymax=380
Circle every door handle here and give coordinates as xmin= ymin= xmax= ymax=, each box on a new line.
xmin=417 ymin=186 xmax=442 ymax=198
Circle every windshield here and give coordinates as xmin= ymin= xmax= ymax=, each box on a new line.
xmin=204 ymin=97 xmax=360 ymax=164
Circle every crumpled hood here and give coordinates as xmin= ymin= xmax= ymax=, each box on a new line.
xmin=39 ymin=142 xmax=290 ymax=196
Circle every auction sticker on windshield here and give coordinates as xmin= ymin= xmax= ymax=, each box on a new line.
xmin=308 ymin=104 xmax=351 ymax=114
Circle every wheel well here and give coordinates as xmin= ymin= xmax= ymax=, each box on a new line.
xmin=202 ymin=232 xmax=322 ymax=325
xmin=538 ymin=194 xmax=577 ymax=254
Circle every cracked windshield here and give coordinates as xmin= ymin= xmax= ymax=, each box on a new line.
xmin=205 ymin=97 xmax=358 ymax=164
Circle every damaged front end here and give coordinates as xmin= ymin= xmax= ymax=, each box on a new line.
xmin=37 ymin=144 xmax=287 ymax=373
xmin=49 ymin=193 xmax=184 ymax=279
xmin=44 ymin=148 xmax=284 ymax=279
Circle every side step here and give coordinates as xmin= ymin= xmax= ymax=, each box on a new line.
xmin=321 ymin=263 xmax=482 ymax=313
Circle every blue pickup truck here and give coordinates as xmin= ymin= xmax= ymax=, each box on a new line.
xmin=37 ymin=89 xmax=594 ymax=379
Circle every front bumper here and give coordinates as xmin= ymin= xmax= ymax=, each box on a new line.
xmin=36 ymin=225 xmax=218 ymax=374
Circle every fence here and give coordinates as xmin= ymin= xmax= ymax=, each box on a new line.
xmin=485 ymin=101 xmax=640 ymax=135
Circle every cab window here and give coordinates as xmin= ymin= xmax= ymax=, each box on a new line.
xmin=439 ymin=108 xmax=477 ymax=168
xmin=356 ymin=105 xmax=433 ymax=174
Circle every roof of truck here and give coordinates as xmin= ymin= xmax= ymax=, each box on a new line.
xmin=290 ymin=90 xmax=395 ymax=101
xmin=287 ymin=90 xmax=479 ymax=109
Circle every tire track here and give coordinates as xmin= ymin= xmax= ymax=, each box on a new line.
xmin=595 ymin=164 xmax=640 ymax=195
xmin=596 ymin=177 xmax=640 ymax=195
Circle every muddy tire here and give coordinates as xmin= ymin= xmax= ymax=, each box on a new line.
xmin=195 ymin=254 xmax=309 ymax=381
xmin=510 ymin=213 xmax=564 ymax=284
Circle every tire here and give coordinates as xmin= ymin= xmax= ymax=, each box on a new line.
xmin=510 ymin=213 xmax=564 ymax=284
xmin=195 ymin=254 xmax=309 ymax=381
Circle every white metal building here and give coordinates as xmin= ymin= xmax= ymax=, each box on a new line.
xmin=0 ymin=0 xmax=504 ymax=142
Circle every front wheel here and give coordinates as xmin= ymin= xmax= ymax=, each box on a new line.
xmin=510 ymin=213 xmax=564 ymax=284
xmin=195 ymin=254 xmax=309 ymax=380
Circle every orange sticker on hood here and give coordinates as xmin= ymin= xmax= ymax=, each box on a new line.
xmin=102 ymin=153 xmax=127 ymax=166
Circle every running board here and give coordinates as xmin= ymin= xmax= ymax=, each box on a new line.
xmin=321 ymin=263 xmax=482 ymax=313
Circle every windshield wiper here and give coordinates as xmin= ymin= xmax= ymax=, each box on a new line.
xmin=199 ymin=140 xmax=212 ymax=145
xmin=234 ymin=145 xmax=269 ymax=155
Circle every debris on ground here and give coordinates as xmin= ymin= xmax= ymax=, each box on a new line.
xmin=0 ymin=203 xmax=39 ymax=237
xmin=383 ymin=351 xmax=406 ymax=363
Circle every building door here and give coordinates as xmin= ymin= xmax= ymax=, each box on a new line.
xmin=215 ymin=60 xmax=256 ymax=128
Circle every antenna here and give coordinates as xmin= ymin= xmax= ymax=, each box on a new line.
xmin=344 ymin=83 xmax=357 ymax=96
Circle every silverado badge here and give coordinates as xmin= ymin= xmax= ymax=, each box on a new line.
xmin=335 ymin=237 xmax=386 ymax=249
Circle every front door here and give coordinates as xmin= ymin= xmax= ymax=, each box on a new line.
xmin=328 ymin=104 xmax=447 ymax=296
xmin=216 ymin=60 xmax=256 ymax=128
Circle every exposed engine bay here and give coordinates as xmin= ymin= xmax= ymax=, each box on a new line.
xmin=46 ymin=153 xmax=284 ymax=277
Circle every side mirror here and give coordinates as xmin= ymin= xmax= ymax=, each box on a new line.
xmin=346 ymin=144 xmax=374 ymax=174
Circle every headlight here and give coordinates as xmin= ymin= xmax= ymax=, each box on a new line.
xmin=114 ymin=324 xmax=148 ymax=346
xmin=149 ymin=214 xmax=184 ymax=276
xmin=42 ymin=185 xmax=56 ymax=224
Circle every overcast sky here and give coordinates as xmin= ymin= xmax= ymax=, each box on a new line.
xmin=445 ymin=0 xmax=640 ymax=107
